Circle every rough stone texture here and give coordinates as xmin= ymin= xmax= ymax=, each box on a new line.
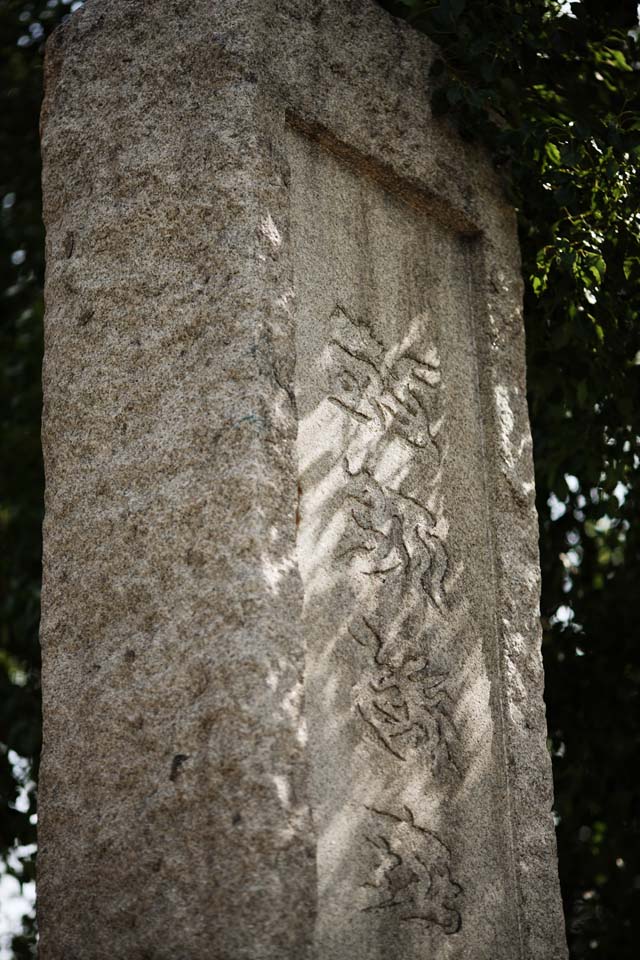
xmin=39 ymin=1 xmax=567 ymax=958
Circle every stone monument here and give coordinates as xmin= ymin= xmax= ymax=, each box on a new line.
xmin=38 ymin=1 xmax=568 ymax=958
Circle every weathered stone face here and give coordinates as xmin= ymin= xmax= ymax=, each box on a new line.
xmin=38 ymin=2 xmax=567 ymax=959
xmin=290 ymin=127 xmax=521 ymax=957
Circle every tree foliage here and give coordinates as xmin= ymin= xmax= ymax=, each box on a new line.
xmin=382 ymin=1 xmax=640 ymax=956
xmin=1 ymin=0 xmax=639 ymax=957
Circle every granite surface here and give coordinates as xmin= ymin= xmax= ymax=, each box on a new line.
xmin=39 ymin=1 xmax=567 ymax=957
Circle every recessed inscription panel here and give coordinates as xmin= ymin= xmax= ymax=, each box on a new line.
xmin=289 ymin=127 xmax=521 ymax=960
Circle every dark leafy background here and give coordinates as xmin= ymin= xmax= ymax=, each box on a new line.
xmin=1 ymin=0 xmax=638 ymax=956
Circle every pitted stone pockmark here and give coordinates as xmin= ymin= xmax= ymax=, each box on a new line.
xmin=326 ymin=305 xmax=442 ymax=455
xmin=361 ymin=806 xmax=462 ymax=934
xmin=349 ymin=618 xmax=459 ymax=774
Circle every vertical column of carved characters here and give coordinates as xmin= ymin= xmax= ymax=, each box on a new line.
xmin=326 ymin=305 xmax=449 ymax=602
xmin=323 ymin=303 xmax=464 ymax=935
xmin=325 ymin=304 xmax=456 ymax=761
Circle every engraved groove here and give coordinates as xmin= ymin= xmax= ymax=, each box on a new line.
xmin=360 ymin=806 xmax=462 ymax=934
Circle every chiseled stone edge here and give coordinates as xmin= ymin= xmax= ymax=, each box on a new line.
xmin=476 ymin=232 xmax=570 ymax=959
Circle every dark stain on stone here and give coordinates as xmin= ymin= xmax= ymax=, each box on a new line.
xmin=295 ymin=481 xmax=302 ymax=528
xmin=170 ymin=753 xmax=190 ymax=782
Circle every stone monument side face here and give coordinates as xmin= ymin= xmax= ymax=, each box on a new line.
xmin=39 ymin=2 xmax=568 ymax=959
xmin=38 ymin=3 xmax=315 ymax=958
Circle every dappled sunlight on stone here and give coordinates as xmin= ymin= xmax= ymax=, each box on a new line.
xmin=283 ymin=87 xmax=569 ymax=950
xmin=37 ymin=2 xmax=566 ymax=955
xmin=288 ymin=118 xmax=525 ymax=955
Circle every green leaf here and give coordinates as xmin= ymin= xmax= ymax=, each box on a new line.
xmin=601 ymin=46 xmax=633 ymax=72
xmin=588 ymin=255 xmax=606 ymax=285
xmin=545 ymin=142 xmax=562 ymax=165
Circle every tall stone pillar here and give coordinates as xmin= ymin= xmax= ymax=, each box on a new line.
xmin=38 ymin=1 xmax=568 ymax=958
